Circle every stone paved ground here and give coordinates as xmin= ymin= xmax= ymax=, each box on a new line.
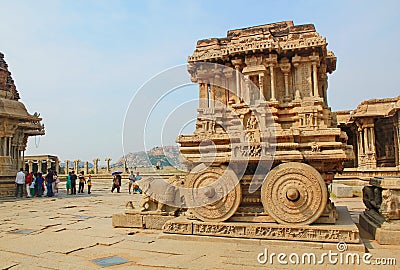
xmin=0 ymin=179 xmax=399 ymax=269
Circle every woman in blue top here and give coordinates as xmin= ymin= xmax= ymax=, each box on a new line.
xmin=36 ymin=173 xmax=44 ymax=197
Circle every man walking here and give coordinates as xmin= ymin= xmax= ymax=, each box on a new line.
xmin=78 ymin=171 xmax=86 ymax=193
xmin=128 ymin=171 xmax=135 ymax=194
xmin=45 ymin=169 xmax=54 ymax=197
xmin=15 ymin=168 xmax=25 ymax=198
xmin=70 ymin=170 xmax=77 ymax=195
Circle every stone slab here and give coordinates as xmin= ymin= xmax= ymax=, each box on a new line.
xmin=370 ymin=176 xmax=400 ymax=189
xmin=332 ymin=183 xmax=353 ymax=198
xmin=112 ymin=212 xmax=175 ymax=229
xmin=142 ymin=215 xmax=176 ymax=230
xmin=112 ymin=213 xmax=143 ymax=228
xmin=359 ymin=213 xmax=379 ymax=237
xmin=163 ymin=206 xmax=360 ymax=243
xmin=375 ymin=227 xmax=400 ymax=245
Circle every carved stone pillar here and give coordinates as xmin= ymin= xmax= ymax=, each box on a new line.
xmin=223 ymin=68 xmax=233 ymax=105
xmin=397 ymin=115 xmax=400 ymax=167
xmin=55 ymin=159 xmax=59 ymax=174
xmin=105 ymin=158 xmax=111 ymax=173
xmin=6 ymin=137 xmax=11 ymax=156
xmin=243 ymin=75 xmax=251 ymax=103
xmin=46 ymin=158 xmax=52 ymax=171
xmin=291 ymin=55 xmax=301 ymax=102
xmin=369 ymin=127 xmax=376 ymax=154
xmin=65 ymin=160 xmax=70 ymax=174
xmin=309 ymin=53 xmax=320 ymax=98
xmin=312 ymin=62 xmax=319 ymax=97
xmin=93 ymin=158 xmax=99 ymax=174
xmin=74 ymin=160 xmax=80 ymax=173
xmin=360 ymin=119 xmax=377 ymax=169
xmin=199 ymin=82 xmax=208 ymax=109
xmin=2 ymin=137 xmax=6 ymax=156
xmin=28 ymin=160 xmax=33 ymax=173
xmin=363 ymin=127 xmax=369 ymax=153
xmin=124 ymin=159 xmax=129 ymax=173
xmin=37 ymin=160 xmax=42 ymax=173
xmin=231 ymin=58 xmax=243 ymax=102
xmin=357 ymin=127 xmax=364 ymax=168
xmin=279 ymin=60 xmax=291 ymax=102
xmin=268 ymin=65 xmax=276 ymax=101
xmin=258 ymin=73 xmax=264 ymax=101
xmin=84 ymin=161 xmax=88 ymax=174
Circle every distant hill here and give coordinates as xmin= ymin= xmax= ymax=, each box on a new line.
xmin=114 ymin=146 xmax=186 ymax=170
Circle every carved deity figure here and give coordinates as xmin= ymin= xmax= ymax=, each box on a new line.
xmin=246 ymin=114 xmax=258 ymax=130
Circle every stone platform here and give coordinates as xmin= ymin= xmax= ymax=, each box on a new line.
xmin=359 ymin=209 xmax=400 ymax=245
xmin=162 ymin=206 xmax=360 ymax=244
xmin=2 ymin=180 xmax=400 ymax=269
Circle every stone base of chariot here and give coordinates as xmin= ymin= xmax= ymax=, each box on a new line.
xmin=112 ymin=211 xmax=177 ymax=229
xmin=162 ymin=206 xmax=360 ymax=244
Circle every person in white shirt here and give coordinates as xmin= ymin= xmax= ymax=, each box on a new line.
xmin=128 ymin=171 xmax=136 ymax=194
xmin=15 ymin=168 xmax=25 ymax=198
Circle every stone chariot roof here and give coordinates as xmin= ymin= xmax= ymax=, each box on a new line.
xmin=189 ymin=20 xmax=336 ymax=73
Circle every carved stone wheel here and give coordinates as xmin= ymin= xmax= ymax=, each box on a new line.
xmin=186 ymin=166 xmax=242 ymax=222
xmin=261 ymin=162 xmax=327 ymax=225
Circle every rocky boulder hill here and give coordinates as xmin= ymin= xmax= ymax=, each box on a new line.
xmin=114 ymin=146 xmax=186 ymax=169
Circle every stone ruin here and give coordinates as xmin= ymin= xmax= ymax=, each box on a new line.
xmin=335 ymin=97 xmax=400 ymax=244
xmin=113 ymin=21 xmax=363 ymax=244
xmin=0 ymin=52 xmax=45 ymax=197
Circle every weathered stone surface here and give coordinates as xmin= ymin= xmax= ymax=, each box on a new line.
xmin=371 ymin=176 xmax=400 ymax=189
xmin=142 ymin=215 xmax=176 ymax=230
xmin=332 ymin=183 xmax=354 ymax=198
xmin=164 ymin=206 xmax=359 ymax=243
xmin=112 ymin=213 xmax=143 ymax=228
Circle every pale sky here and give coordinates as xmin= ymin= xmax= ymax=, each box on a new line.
xmin=0 ymin=0 xmax=399 ymax=165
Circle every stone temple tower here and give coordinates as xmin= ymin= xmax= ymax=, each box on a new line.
xmin=0 ymin=52 xmax=45 ymax=197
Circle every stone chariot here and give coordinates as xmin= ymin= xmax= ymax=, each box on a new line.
xmin=176 ymin=21 xmax=353 ymax=226
xmin=114 ymin=21 xmax=359 ymax=243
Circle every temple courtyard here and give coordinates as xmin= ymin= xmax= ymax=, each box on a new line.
xmin=0 ymin=179 xmax=397 ymax=270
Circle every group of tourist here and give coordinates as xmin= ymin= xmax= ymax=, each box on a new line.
xmin=14 ymin=168 xmax=61 ymax=198
xmin=65 ymin=171 xmax=92 ymax=195
xmin=15 ymin=168 xmax=142 ymax=198
xmin=112 ymin=171 xmax=142 ymax=194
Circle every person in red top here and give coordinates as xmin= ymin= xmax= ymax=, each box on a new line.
xmin=25 ymin=171 xmax=33 ymax=198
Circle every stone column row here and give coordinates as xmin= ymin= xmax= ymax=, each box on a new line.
xmin=25 ymin=158 xmax=60 ymax=173
xmin=63 ymin=158 xmax=111 ymax=174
